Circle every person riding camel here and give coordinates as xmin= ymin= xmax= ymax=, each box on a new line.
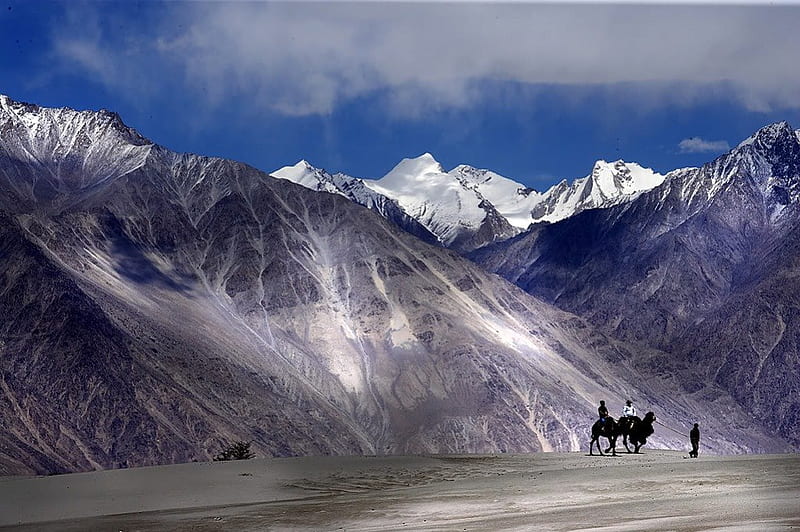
xmin=620 ymin=400 xmax=637 ymax=430
xmin=622 ymin=400 xmax=636 ymax=418
xmin=598 ymin=400 xmax=609 ymax=424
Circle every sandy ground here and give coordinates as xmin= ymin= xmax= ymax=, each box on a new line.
xmin=1 ymin=450 xmax=798 ymax=531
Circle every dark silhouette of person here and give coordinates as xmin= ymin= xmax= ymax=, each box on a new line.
xmin=689 ymin=423 xmax=700 ymax=458
xmin=598 ymin=400 xmax=609 ymax=423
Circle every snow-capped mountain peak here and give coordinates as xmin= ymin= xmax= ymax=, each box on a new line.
xmin=728 ymin=121 xmax=800 ymax=180
xmin=272 ymin=160 xmax=344 ymax=196
xmin=0 ymin=94 xmax=153 ymax=209
xmin=530 ymin=160 xmax=665 ymax=224
xmin=271 ymin=159 xmax=441 ymax=245
xmin=274 ymin=153 xmax=667 ymax=249
xmin=589 ymin=159 xmax=665 ymax=198
xmin=361 ymin=154 xmax=494 ymax=248
xmin=379 ymin=153 xmax=445 ymax=188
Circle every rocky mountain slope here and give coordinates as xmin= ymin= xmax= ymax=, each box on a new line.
xmin=274 ymin=156 xmax=663 ymax=253
xmin=472 ymin=121 xmax=800 ymax=447
xmin=3 ymin=95 xmax=773 ymax=475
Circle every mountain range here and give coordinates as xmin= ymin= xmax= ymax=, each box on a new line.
xmin=273 ymin=155 xmax=664 ymax=252
xmin=0 ymin=94 xmax=796 ymax=475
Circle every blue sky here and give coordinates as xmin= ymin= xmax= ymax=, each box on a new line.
xmin=3 ymin=1 xmax=800 ymax=190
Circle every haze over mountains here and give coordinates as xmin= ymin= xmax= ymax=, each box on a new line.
xmin=0 ymin=94 xmax=796 ymax=476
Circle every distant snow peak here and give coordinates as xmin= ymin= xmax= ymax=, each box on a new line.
xmin=448 ymin=164 xmax=544 ymax=230
xmin=362 ymin=155 xmax=490 ymax=247
xmin=272 ymin=160 xmax=347 ymax=196
xmin=590 ymin=160 xmax=664 ymax=197
xmin=0 ymin=94 xmax=37 ymax=115
xmin=383 ymin=153 xmax=445 ymax=184
xmin=757 ymin=120 xmax=793 ymax=139
xmin=273 ymin=153 xmax=667 ymax=247
xmin=0 ymin=94 xmax=14 ymax=110
xmin=273 ymin=159 xmax=323 ymax=181
xmin=530 ymin=160 xmax=664 ymax=224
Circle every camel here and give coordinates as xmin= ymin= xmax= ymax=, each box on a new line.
xmin=589 ymin=411 xmax=657 ymax=456
xmin=617 ymin=412 xmax=656 ymax=453
xmin=589 ymin=416 xmax=619 ymax=456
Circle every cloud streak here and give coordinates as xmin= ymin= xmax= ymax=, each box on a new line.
xmin=678 ymin=137 xmax=731 ymax=154
xmin=52 ymin=3 xmax=800 ymax=117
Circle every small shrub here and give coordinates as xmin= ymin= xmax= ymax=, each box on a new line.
xmin=214 ymin=440 xmax=255 ymax=461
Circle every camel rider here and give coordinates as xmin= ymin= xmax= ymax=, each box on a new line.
xmin=598 ymin=400 xmax=609 ymax=423
xmin=620 ymin=400 xmax=636 ymax=429
xmin=622 ymin=400 xmax=636 ymax=418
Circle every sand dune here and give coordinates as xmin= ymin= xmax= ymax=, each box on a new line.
xmin=1 ymin=451 xmax=798 ymax=531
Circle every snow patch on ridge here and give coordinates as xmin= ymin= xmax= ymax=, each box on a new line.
xmin=272 ymin=161 xmax=344 ymax=196
xmin=450 ymin=165 xmax=543 ymax=229
xmin=364 ymin=154 xmax=488 ymax=245
xmin=0 ymin=94 xmax=153 ymax=199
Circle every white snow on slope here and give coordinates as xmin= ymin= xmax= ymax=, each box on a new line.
xmin=0 ymin=94 xmax=153 ymax=196
xmin=450 ymin=165 xmax=543 ymax=229
xmin=363 ymin=153 xmax=488 ymax=245
xmin=534 ymin=160 xmax=665 ymax=224
xmin=274 ymin=155 xmax=665 ymax=245
xmin=272 ymin=161 xmax=345 ymax=196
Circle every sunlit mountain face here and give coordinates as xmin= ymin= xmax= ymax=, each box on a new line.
xmin=0 ymin=96 xmax=793 ymax=475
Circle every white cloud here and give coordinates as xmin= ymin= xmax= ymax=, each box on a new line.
xmin=52 ymin=3 xmax=800 ymax=116
xmin=678 ymin=137 xmax=731 ymax=154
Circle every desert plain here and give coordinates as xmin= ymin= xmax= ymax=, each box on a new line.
xmin=1 ymin=450 xmax=798 ymax=531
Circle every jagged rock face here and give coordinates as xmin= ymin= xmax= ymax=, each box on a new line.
xmin=472 ymin=122 xmax=800 ymax=447
xmin=3 ymin=96 xmax=760 ymax=475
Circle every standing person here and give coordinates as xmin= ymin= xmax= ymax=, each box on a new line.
xmin=689 ymin=423 xmax=700 ymax=458
xmin=598 ymin=400 xmax=609 ymax=423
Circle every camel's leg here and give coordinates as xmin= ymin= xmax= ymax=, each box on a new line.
xmin=623 ymin=434 xmax=632 ymax=453
xmin=591 ymin=437 xmax=603 ymax=456
xmin=589 ymin=437 xmax=595 ymax=455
